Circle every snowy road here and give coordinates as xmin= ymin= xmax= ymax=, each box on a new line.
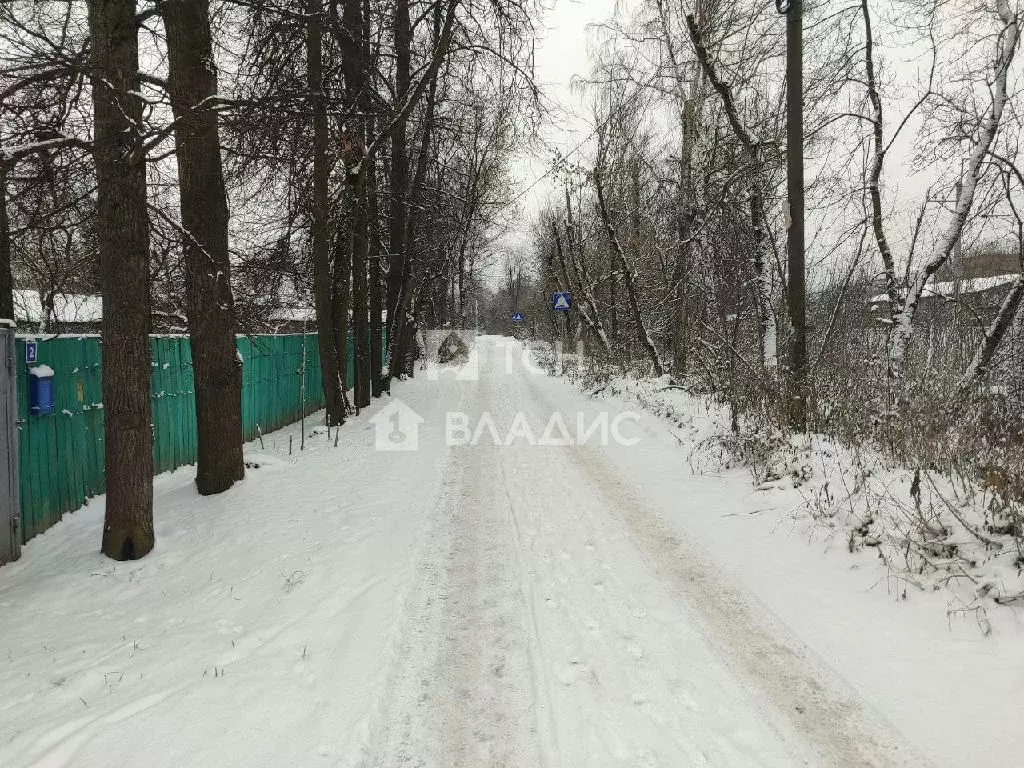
xmin=363 ymin=338 xmax=924 ymax=768
xmin=0 ymin=335 xmax=987 ymax=768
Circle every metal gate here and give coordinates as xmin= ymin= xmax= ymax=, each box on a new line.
xmin=1 ymin=325 xmax=20 ymax=565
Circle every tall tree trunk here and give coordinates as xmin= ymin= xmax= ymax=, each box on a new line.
xmin=377 ymin=0 xmax=456 ymax=379
xmin=749 ymin=185 xmax=776 ymax=371
xmin=455 ymin=124 xmax=483 ymax=329
xmin=362 ymin=2 xmax=383 ymax=398
xmin=671 ymin=97 xmax=696 ymax=376
xmin=385 ymin=0 xmax=412 ymax=389
xmin=351 ymin=171 xmax=371 ymax=407
xmin=608 ymin=246 xmax=618 ymax=341
xmin=348 ymin=173 xmax=370 ymax=407
xmin=860 ymin=0 xmax=899 ymax=311
xmin=392 ymin=1 xmax=448 ymax=378
xmin=369 ymin=184 xmax=384 ymax=397
xmin=395 ymin=86 xmax=437 ymax=376
xmin=342 ymin=0 xmax=371 ymax=408
xmin=656 ymin=0 xmax=698 ymax=377
xmin=457 ymin=249 xmax=466 ymax=328
xmin=162 ymin=0 xmax=245 ymax=494
xmin=565 ymin=188 xmax=610 ymax=352
xmin=307 ymin=0 xmax=344 ymax=425
xmin=0 ymin=162 xmax=12 ymax=321
xmin=333 ymin=223 xmax=351 ymax=408
xmin=87 ymin=0 xmax=154 ymax=560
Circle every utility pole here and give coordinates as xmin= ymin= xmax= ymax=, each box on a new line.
xmin=781 ymin=0 xmax=806 ymax=431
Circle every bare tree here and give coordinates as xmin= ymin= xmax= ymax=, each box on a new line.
xmin=162 ymin=0 xmax=246 ymax=494
xmin=87 ymin=0 xmax=154 ymax=559
xmin=306 ymin=0 xmax=346 ymax=425
xmin=888 ymin=0 xmax=1020 ymax=376
xmin=685 ymin=11 xmax=778 ymax=373
xmin=594 ymin=167 xmax=665 ymax=375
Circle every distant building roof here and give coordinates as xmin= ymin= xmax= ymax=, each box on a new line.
xmin=269 ymin=306 xmax=317 ymax=323
xmin=938 ymin=250 xmax=1021 ymax=281
xmin=13 ymin=290 xmax=102 ymax=324
xmin=869 ymin=273 xmax=1020 ymax=307
xmin=267 ymin=306 xmax=388 ymax=323
xmin=923 ymin=274 xmax=1019 ymax=298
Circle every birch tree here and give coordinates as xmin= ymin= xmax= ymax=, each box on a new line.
xmin=888 ymin=0 xmax=1020 ymax=376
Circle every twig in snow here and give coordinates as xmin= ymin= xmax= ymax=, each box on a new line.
xmin=924 ymin=472 xmax=1002 ymax=550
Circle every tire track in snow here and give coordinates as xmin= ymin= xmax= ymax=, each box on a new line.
xmin=494 ymin=443 xmax=561 ymax=768
xmin=366 ymin=362 xmax=543 ymax=768
xmin=493 ymin=348 xmax=805 ymax=766
xmin=339 ymin=373 xmax=476 ymax=768
xmin=520 ymin=368 xmax=933 ymax=768
xmin=27 ymin=690 xmax=177 ymax=768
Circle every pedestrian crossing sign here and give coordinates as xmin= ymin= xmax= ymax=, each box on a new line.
xmin=552 ymin=292 xmax=571 ymax=311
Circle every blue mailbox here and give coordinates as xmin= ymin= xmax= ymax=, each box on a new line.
xmin=29 ymin=364 xmax=56 ymax=416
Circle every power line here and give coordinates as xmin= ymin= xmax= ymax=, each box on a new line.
xmin=507 ymin=87 xmax=650 ymax=208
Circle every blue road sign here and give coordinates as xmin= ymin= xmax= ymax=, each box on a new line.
xmin=511 ymin=312 xmax=525 ymax=322
xmin=552 ymin=292 xmax=571 ymax=311
xmin=25 ymin=341 xmax=38 ymax=364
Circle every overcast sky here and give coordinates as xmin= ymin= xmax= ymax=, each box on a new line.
xmin=496 ymin=0 xmax=1015 ymax=286
xmin=501 ymin=0 xmax=623 ymax=254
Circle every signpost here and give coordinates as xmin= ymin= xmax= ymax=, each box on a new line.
xmin=551 ymin=292 xmax=571 ymax=312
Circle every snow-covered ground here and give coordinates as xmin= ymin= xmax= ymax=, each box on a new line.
xmin=1 ymin=336 xmax=1020 ymax=767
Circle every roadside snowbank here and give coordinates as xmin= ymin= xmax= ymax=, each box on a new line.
xmin=586 ymin=373 xmax=1024 ymax=629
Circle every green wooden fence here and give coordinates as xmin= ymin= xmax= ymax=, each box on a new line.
xmin=14 ymin=333 xmax=342 ymax=544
